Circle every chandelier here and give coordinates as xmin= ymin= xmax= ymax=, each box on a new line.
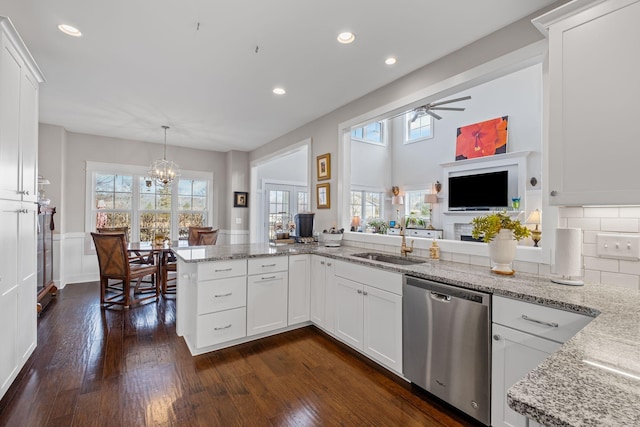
xmin=148 ymin=125 xmax=180 ymax=186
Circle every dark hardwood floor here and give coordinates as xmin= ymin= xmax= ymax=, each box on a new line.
xmin=0 ymin=282 xmax=480 ymax=427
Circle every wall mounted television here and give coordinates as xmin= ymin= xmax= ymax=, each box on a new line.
xmin=448 ymin=170 xmax=508 ymax=210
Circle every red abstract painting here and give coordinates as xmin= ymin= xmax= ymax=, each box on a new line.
xmin=456 ymin=116 xmax=508 ymax=160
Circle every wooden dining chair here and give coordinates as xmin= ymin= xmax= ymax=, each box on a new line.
xmin=91 ymin=232 xmax=159 ymax=308
xmin=188 ymin=226 xmax=213 ymax=246
xmin=163 ymin=252 xmax=177 ymax=296
xmin=196 ymin=229 xmax=218 ymax=245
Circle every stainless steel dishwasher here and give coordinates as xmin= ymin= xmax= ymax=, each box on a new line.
xmin=403 ymin=276 xmax=491 ymax=426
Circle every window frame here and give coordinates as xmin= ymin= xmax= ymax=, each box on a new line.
xmin=85 ymin=161 xmax=213 ymax=244
xmin=351 ymin=121 xmax=386 ymax=146
xmin=404 ymin=113 xmax=434 ymax=144
xmin=350 ymin=188 xmax=384 ymax=224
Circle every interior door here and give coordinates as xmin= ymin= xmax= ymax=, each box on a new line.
xmin=264 ymin=183 xmax=308 ymax=241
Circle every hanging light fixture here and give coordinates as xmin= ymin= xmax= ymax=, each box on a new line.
xmin=148 ymin=125 xmax=180 ymax=186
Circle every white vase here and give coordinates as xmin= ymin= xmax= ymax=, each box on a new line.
xmin=488 ymin=229 xmax=516 ymax=274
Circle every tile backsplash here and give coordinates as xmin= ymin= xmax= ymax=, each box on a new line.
xmin=559 ymin=206 xmax=640 ymax=290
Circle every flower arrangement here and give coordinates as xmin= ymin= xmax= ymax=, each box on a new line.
xmin=471 ymin=211 xmax=530 ymax=243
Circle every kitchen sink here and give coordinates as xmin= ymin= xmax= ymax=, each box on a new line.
xmin=351 ymin=252 xmax=426 ymax=265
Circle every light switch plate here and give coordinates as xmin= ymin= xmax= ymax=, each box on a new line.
xmin=596 ymin=233 xmax=640 ymax=260
xmin=235 ymin=217 xmax=242 ymax=224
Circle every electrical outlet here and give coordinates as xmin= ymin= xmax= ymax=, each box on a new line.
xmin=236 ymin=217 xmax=242 ymax=225
xmin=596 ymin=233 xmax=640 ymax=260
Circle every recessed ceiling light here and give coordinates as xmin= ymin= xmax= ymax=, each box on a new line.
xmin=337 ymin=32 xmax=355 ymax=44
xmin=385 ymin=57 xmax=397 ymax=65
xmin=273 ymin=87 xmax=286 ymax=95
xmin=58 ymin=24 xmax=82 ymax=37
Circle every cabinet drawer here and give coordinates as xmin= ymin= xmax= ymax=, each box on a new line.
xmin=407 ymin=229 xmax=442 ymax=239
xmin=198 ymin=259 xmax=247 ymax=281
xmin=197 ymin=276 xmax=247 ymax=315
xmin=493 ymin=296 xmax=592 ymax=344
xmin=247 ymin=256 xmax=288 ymax=275
xmin=196 ymin=307 xmax=246 ymax=348
xmin=334 ymin=260 xmax=402 ymax=295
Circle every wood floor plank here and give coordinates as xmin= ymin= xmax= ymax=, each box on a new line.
xmin=0 ymin=282 xmax=481 ymax=427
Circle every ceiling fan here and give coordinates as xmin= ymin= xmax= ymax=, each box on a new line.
xmin=402 ymin=95 xmax=472 ymax=122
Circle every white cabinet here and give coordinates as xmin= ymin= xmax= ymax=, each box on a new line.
xmin=333 ymin=260 xmax=403 ymax=373
xmin=310 ymin=255 xmax=336 ymax=330
xmin=491 ymin=296 xmax=592 ymax=427
xmin=388 ymin=228 xmax=442 ymax=239
xmin=247 ymin=257 xmax=288 ymax=336
xmin=288 ymin=254 xmax=310 ymax=325
xmin=535 ymin=0 xmax=640 ymax=205
xmin=0 ymin=18 xmax=43 ymax=402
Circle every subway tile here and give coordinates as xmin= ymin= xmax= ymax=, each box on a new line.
xmin=582 ymin=243 xmax=597 ymax=257
xmin=583 ymin=230 xmax=599 ymax=244
xmin=439 ymin=251 xmax=453 ymax=261
xmin=558 ymin=218 xmax=568 ymax=228
xmin=451 ymin=253 xmax=470 ymax=264
xmin=513 ymin=260 xmax=539 ymax=275
xmin=559 ymin=207 xmax=584 ymax=218
xmin=567 ymin=218 xmax=601 ymax=231
xmin=583 ymin=269 xmax=601 ymax=285
xmin=583 ymin=207 xmax=620 ymax=218
xmin=619 ymin=206 xmax=640 ymax=218
xmin=539 ymin=263 xmax=552 ymax=276
xmin=583 ymin=256 xmax=619 ymax=272
xmin=619 ymin=260 xmax=640 ymax=275
xmin=469 ymin=255 xmax=490 ymax=267
xmin=601 ymin=218 xmax=639 ymax=233
xmin=601 ymin=272 xmax=640 ymax=290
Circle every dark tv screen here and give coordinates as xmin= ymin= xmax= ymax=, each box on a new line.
xmin=448 ymin=171 xmax=508 ymax=210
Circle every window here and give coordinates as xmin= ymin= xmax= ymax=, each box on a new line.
xmin=87 ymin=162 xmax=211 ymax=242
xmin=351 ymin=121 xmax=384 ymax=145
xmin=404 ymin=190 xmax=436 ymax=225
xmin=405 ymin=113 xmax=433 ymax=143
xmin=94 ymin=173 xmax=133 ymax=239
xmin=350 ymin=190 xmax=383 ymax=223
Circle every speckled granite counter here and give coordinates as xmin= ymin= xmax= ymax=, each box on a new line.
xmin=175 ymin=243 xmax=640 ymax=426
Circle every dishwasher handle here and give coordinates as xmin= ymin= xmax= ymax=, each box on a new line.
xmin=430 ymin=291 xmax=452 ymax=302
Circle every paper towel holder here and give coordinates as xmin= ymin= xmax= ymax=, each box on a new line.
xmin=551 ymin=227 xmax=584 ymax=286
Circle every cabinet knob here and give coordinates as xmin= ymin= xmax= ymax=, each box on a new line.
xmin=363 ymin=291 xmax=368 ymax=296
xmin=493 ymin=334 xmax=501 ymax=341
xmin=550 ymin=190 xmax=558 ymax=196
xmin=357 ymin=289 xmax=363 ymax=294
xmin=327 ymin=262 xmax=332 ymax=266
xmin=320 ymin=261 xmax=325 ymax=265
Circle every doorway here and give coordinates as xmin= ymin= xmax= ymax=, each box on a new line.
xmin=264 ymin=183 xmax=309 ymax=241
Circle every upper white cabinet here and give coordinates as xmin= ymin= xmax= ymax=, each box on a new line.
xmin=0 ymin=17 xmax=43 ymax=401
xmin=534 ymin=0 xmax=640 ymax=205
xmin=0 ymin=18 xmax=43 ymax=203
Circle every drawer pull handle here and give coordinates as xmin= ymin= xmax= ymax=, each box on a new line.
xmin=261 ymin=263 xmax=276 ymax=267
xmin=522 ymin=314 xmax=558 ymax=328
xmin=261 ymin=275 xmax=276 ymax=280
xmin=214 ymin=292 xmax=232 ymax=298
xmin=214 ymin=324 xmax=232 ymax=331
xmin=215 ymin=268 xmax=233 ymax=272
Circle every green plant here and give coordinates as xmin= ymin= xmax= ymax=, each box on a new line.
xmin=471 ymin=211 xmax=531 ymax=243
xmin=404 ymin=215 xmax=426 ymax=228
xmin=367 ymin=218 xmax=389 ymax=234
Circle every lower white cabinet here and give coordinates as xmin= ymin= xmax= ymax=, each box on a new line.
xmin=491 ymin=296 xmax=592 ymax=427
xmin=310 ymin=255 xmax=335 ymax=330
xmin=332 ymin=260 xmax=403 ymax=373
xmin=288 ymin=254 xmax=310 ymax=325
xmin=247 ymin=258 xmax=288 ymax=337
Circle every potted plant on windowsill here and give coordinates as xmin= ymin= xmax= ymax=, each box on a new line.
xmin=405 ymin=214 xmax=426 ymax=229
xmin=471 ymin=211 xmax=530 ymax=275
xmin=367 ymin=218 xmax=389 ymax=234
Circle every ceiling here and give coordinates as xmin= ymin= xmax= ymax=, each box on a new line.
xmin=2 ymin=0 xmax=558 ymax=152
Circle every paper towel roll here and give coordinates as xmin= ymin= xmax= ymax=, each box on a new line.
xmin=554 ymin=227 xmax=582 ymax=277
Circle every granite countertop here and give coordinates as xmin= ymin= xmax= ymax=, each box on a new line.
xmin=174 ymin=243 xmax=640 ymax=426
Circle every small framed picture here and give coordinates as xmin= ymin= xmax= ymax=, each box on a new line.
xmin=234 ymin=191 xmax=248 ymax=208
xmin=317 ymin=153 xmax=331 ymax=181
xmin=317 ymin=183 xmax=330 ymax=209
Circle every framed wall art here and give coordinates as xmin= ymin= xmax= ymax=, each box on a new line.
xmin=316 ymin=183 xmax=330 ymax=209
xmin=317 ymin=153 xmax=331 ymax=181
xmin=234 ymin=191 xmax=248 ymax=208
xmin=455 ymin=116 xmax=508 ymax=160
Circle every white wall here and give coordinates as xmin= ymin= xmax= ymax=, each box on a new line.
xmin=350 ymin=139 xmax=390 ymax=191
xmin=256 ymin=148 xmax=307 ymax=186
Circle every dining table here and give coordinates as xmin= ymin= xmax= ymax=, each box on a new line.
xmin=127 ymin=240 xmax=189 ymax=291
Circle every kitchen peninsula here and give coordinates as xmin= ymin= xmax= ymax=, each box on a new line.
xmin=174 ymin=243 xmax=640 ymax=427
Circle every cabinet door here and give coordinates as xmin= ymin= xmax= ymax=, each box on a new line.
xmin=333 ymin=277 xmax=363 ymax=350
xmin=491 ymin=324 xmax=561 ymax=427
xmin=0 ymin=35 xmax=22 ymax=201
xmin=19 ymin=73 xmax=38 ymax=203
xmin=363 ymin=285 xmax=402 ymax=373
xmin=547 ymin=0 xmax=640 ymax=205
xmin=17 ymin=203 xmax=36 ymax=360
xmin=288 ymin=254 xmax=310 ymax=325
xmin=0 ymin=201 xmax=19 ymax=398
xmin=247 ymin=271 xmax=288 ymax=336
xmin=323 ymin=259 xmax=336 ymax=333
xmin=310 ymin=255 xmax=326 ymax=326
